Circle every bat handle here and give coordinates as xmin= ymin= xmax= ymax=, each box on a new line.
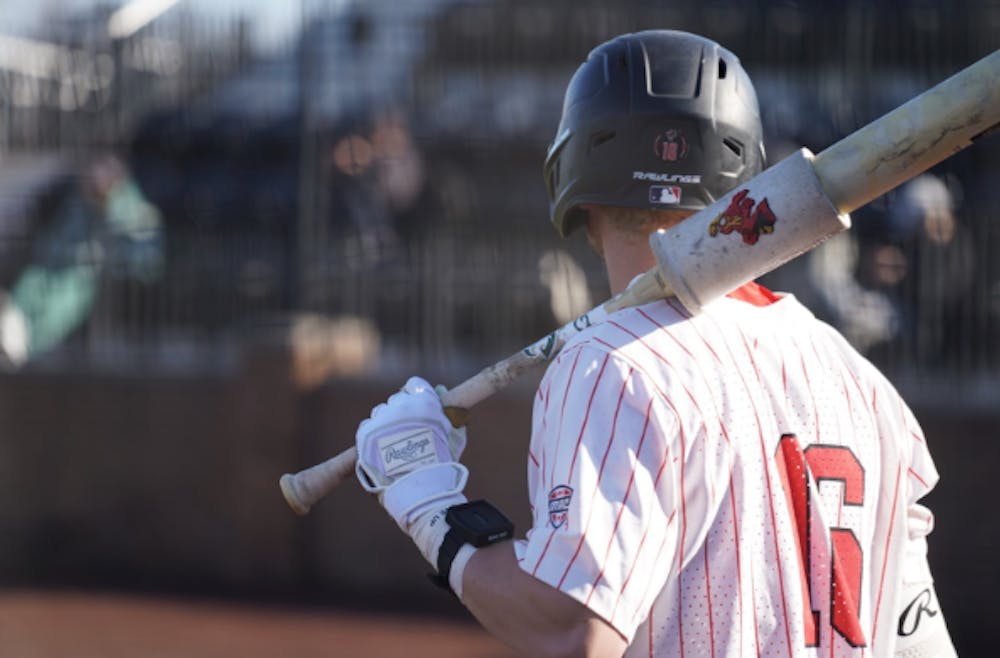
xmin=280 ymin=446 xmax=358 ymax=515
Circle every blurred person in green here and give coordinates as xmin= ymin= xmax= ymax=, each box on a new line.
xmin=0 ymin=154 xmax=163 ymax=368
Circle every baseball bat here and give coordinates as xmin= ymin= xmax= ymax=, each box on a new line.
xmin=280 ymin=49 xmax=1000 ymax=515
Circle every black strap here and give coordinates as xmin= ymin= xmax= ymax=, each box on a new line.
xmin=429 ymin=526 xmax=464 ymax=594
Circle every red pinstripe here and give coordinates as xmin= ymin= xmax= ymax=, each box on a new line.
xmin=895 ymin=396 xmax=926 ymax=444
xmin=807 ymin=337 xmax=846 ymax=442
xmin=607 ymin=319 xmax=715 ymax=443
xmin=908 ymin=467 xmax=929 ymax=488
xmin=871 ymin=463 xmax=903 ymax=644
xmin=531 ymin=348 xmax=586 ymax=579
xmin=842 ymin=377 xmax=853 ymax=419
xmin=632 ymin=310 xmax=724 ymax=657
xmin=629 ymin=308 xmax=748 ymax=656
xmin=633 ymin=513 xmax=683 ymax=656
xmin=589 ymin=338 xmax=684 ymax=433
xmin=656 ymin=304 xmax=747 ymax=658
xmin=572 ymin=340 xmax=685 ymax=653
xmin=649 ymin=597 xmax=655 ymax=658
xmin=729 ymin=325 xmax=796 ymax=658
xmin=565 ymin=354 xmax=611 ymax=483
xmin=648 ymin=307 xmax=745 ymax=658
xmin=782 ymin=359 xmax=788 ymax=401
xmin=665 ymin=297 xmax=694 ymax=320
xmin=704 ymin=538 xmax=718 ymax=658
xmin=750 ymin=551 xmax=762 ymax=658
xmin=680 ymin=309 xmax=791 ymax=656
xmin=600 ymin=319 xmax=696 ymax=656
xmin=539 ymin=380 xmax=552 ymax=436
xmin=609 ymin=507 xmax=677 ymax=624
xmin=635 ymin=312 xmax=730 ymax=511
xmin=548 ymin=348 xmax=585 ymax=486
xmin=632 ymin=309 xmax=730 ymax=450
xmin=646 ymin=600 xmax=656 ymax=658
xmin=586 ymin=397 xmax=655 ymax=606
xmin=795 ymin=345 xmax=821 ymax=444
xmin=728 ymin=478 xmax=744 ymax=658
xmin=557 ymin=366 xmax=630 ymax=590
xmin=604 ymin=347 xmax=691 ymax=656
xmin=637 ymin=306 xmax=723 ymax=367
xmin=530 ymin=527 xmax=560 ymax=578
xmin=666 ymin=299 xmax=723 ymax=364
xmin=676 ymin=406 xmax=688 ymax=657
xmin=828 ymin=341 xmax=879 ymax=432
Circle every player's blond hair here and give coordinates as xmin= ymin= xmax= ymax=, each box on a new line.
xmin=601 ymin=206 xmax=692 ymax=236
xmin=583 ymin=205 xmax=694 ymax=257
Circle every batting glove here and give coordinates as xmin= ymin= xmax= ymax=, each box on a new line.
xmin=355 ymin=376 xmax=469 ymax=566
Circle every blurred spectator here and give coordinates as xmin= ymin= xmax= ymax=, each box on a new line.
xmin=328 ymin=111 xmax=434 ymax=268
xmin=0 ymin=154 xmax=164 ymax=368
xmin=329 ymin=119 xmax=399 ymax=268
xmin=801 ymin=173 xmax=975 ymax=369
xmin=810 ymin=174 xmax=975 ymax=366
xmin=806 ymin=229 xmax=902 ymax=354
xmin=890 ymin=174 xmax=976 ymax=367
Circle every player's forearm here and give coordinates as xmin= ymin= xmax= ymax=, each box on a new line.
xmin=459 ymin=542 xmax=627 ymax=658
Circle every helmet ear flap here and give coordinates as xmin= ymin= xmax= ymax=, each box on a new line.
xmin=545 ymin=30 xmax=765 ymax=237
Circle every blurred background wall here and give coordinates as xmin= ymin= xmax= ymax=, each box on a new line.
xmin=0 ymin=0 xmax=997 ymax=654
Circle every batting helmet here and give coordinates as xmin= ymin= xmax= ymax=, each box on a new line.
xmin=544 ymin=30 xmax=766 ymax=237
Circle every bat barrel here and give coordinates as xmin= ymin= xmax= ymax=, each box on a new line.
xmin=813 ymin=49 xmax=1000 ymax=215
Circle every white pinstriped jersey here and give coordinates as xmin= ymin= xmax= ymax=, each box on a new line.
xmin=513 ymin=285 xmax=942 ymax=657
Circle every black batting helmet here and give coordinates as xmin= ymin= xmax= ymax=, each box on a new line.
xmin=544 ymin=30 xmax=766 ymax=237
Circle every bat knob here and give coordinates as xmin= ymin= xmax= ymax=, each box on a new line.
xmin=280 ymin=473 xmax=312 ymax=516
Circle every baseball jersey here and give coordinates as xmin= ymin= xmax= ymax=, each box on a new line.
xmin=513 ymin=283 xmax=944 ymax=657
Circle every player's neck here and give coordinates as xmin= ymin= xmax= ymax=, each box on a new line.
xmin=602 ymin=237 xmax=658 ymax=296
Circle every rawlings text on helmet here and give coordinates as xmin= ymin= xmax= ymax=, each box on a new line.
xmin=632 ymin=172 xmax=703 ymax=183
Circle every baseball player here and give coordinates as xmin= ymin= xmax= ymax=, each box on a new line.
xmin=353 ymin=30 xmax=957 ymax=657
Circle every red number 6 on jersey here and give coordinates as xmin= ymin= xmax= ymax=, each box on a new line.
xmin=776 ymin=434 xmax=867 ymax=648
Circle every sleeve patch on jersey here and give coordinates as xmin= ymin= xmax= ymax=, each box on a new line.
xmin=548 ymin=485 xmax=573 ymax=529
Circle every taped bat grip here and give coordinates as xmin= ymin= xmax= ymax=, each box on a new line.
xmin=280 ymin=446 xmax=358 ymax=515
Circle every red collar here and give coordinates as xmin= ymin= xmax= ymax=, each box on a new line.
xmin=725 ymin=281 xmax=780 ymax=307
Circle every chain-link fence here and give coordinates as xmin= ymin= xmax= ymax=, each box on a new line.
xmin=1 ymin=0 xmax=998 ymax=388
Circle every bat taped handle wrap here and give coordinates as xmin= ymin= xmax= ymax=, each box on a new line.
xmin=280 ymin=446 xmax=358 ymax=515
xmin=651 ymin=148 xmax=849 ymax=313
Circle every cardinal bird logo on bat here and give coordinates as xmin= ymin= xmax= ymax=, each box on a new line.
xmin=708 ymin=189 xmax=777 ymax=245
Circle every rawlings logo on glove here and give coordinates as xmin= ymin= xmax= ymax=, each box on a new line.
xmin=379 ymin=429 xmax=436 ymax=476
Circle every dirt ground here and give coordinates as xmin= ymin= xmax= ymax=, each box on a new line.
xmin=0 ymin=589 xmax=519 ymax=658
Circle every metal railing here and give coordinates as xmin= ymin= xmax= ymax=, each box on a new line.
xmin=0 ymin=0 xmax=997 ymax=388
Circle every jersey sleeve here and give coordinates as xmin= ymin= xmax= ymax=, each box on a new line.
xmin=517 ymin=342 xmax=682 ymax=642
xmin=882 ymin=382 xmax=940 ymax=539
xmin=900 ymin=402 xmax=939 ymax=504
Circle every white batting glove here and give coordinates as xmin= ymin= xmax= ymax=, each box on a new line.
xmin=355 ymin=376 xmax=469 ymax=566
